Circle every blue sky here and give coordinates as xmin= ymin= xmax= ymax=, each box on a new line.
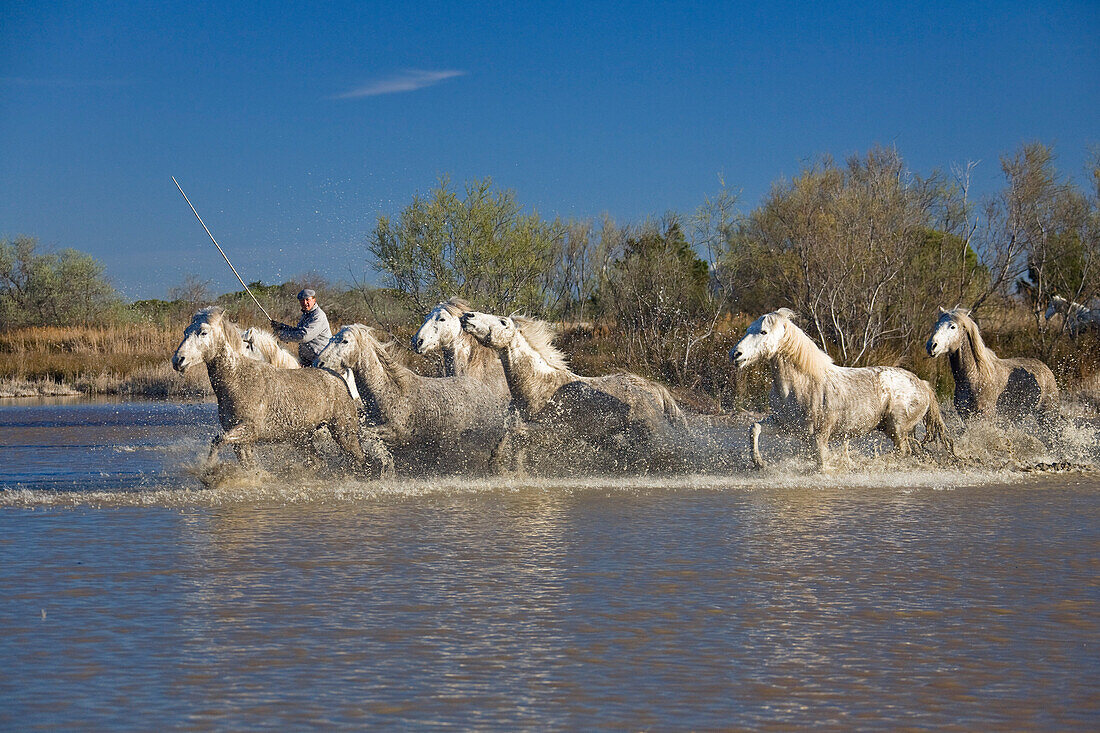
xmin=1 ymin=1 xmax=1097 ymax=299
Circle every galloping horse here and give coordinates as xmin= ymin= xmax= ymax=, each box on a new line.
xmin=927 ymin=307 xmax=1059 ymax=420
xmin=460 ymin=311 xmax=687 ymax=473
xmin=412 ymin=297 xmax=509 ymax=397
xmin=732 ymin=308 xmax=952 ymax=469
xmin=171 ymin=308 xmax=366 ymax=469
xmin=315 ymin=324 xmax=509 ymax=475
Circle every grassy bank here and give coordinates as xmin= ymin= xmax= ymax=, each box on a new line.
xmin=0 ymin=325 xmax=210 ymax=398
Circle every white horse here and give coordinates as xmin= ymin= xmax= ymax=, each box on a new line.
xmin=1045 ymin=295 xmax=1100 ymax=337
xmin=171 ymin=308 xmax=366 ymax=470
xmin=732 ymin=308 xmax=952 ymax=469
xmin=315 ymin=324 xmax=509 ymax=475
xmin=412 ymin=297 xmax=510 ymax=390
xmin=927 ymin=307 xmax=1059 ymax=420
xmin=461 ymin=311 xmax=687 ymax=473
xmin=241 ymin=327 xmax=301 ymax=368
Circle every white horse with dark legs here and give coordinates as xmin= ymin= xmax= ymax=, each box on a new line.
xmin=460 ymin=311 xmax=687 ymax=474
xmin=927 ymin=307 xmax=1060 ymax=421
xmin=242 ymin=327 xmax=301 ymax=368
xmin=732 ymin=308 xmax=952 ymax=470
xmin=1045 ymin=295 xmax=1100 ymax=337
xmin=412 ymin=298 xmax=510 ymax=397
xmin=171 ymin=308 xmax=367 ymax=470
xmin=315 ymin=324 xmax=509 ymax=476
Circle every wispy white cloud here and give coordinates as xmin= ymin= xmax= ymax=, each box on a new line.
xmin=332 ymin=69 xmax=466 ymax=99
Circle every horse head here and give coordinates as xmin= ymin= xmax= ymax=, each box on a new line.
xmin=1045 ymin=295 xmax=1066 ymax=320
xmin=172 ymin=307 xmax=240 ymax=371
xmin=927 ymin=308 xmax=967 ymax=357
xmin=730 ymin=309 xmax=794 ymax=368
xmin=460 ymin=311 xmax=517 ymax=349
xmin=413 ymin=299 xmax=466 ymax=354
xmin=315 ymin=324 xmax=369 ymax=371
xmin=240 ymin=328 xmax=263 ymax=361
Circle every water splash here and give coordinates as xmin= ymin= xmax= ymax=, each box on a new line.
xmin=2 ymin=401 xmax=1096 ymax=509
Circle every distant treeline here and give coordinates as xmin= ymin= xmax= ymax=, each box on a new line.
xmin=3 ymin=141 xmax=1097 ymax=404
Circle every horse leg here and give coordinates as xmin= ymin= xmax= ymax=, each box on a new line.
xmin=512 ymin=424 xmax=530 ymax=475
xmin=491 ymin=423 xmax=529 ymax=476
xmin=365 ymin=436 xmax=395 ymax=479
xmin=751 ymin=422 xmax=766 ymax=469
xmin=813 ymin=430 xmax=831 ymax=471
xmin=233 ymin=443 xmax=256 ymax=468
xmin=331 ymin=422 xmax=367 ymax=468
xmin=207 ymin=434 xmax=224 ymax=465
xmin=214 ymin=423 xmax=255 ymax=468
xmin=491 ymin=410 xmax=529 ymax=475
xmin=882 ymin=417 xmax=911 ymax=457
xmin=358 ymin=427 xmax=395 ymax=479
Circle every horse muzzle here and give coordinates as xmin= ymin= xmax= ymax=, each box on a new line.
xmin=459 ymin=313 xmax=482 ymax=336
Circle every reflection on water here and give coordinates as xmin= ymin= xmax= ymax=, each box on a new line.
xmin=1 ymin=400 xmax=1098 ymax=729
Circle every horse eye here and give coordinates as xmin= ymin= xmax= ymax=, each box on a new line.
xmin=760 ymin=329 xmax=768 ymax=335
xmin=499 ymin=318 xmax=508 ymax=326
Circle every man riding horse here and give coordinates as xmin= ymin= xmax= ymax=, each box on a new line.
xmin=271 ymin=288 xmax=331 ymax=367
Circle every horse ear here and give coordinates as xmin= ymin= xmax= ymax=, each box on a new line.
xmin=775 ymin=307 xmax=796 ymax=320
xmin=938 ymin=306 xmax=947 ymax=314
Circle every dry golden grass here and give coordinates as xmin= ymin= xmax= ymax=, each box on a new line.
xmin=0 ymin=324 xmax=209 ymax=397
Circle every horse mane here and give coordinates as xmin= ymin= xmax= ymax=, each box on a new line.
xmin=946 ymin=308 xmax=998 ymax=384
xmin=354 ymin=324 xmax=415 ymax=388
xmin=771 ymin=310 xmax=832 ymax=381
xmin=194 ymin=306 xmax=246 ymax=355
xmin=242 ymin=327 xmax=299 ymax=368
xmin=512 ymin=316 xmax=570 ymax=371
xmin=439 ymin=296 xmax=472 ymax=318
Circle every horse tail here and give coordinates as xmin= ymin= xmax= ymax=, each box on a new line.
xmin=658 ymin=384 xmax=688 ymax=428
xmin=923 ymin=393 xmax=955 ymax=456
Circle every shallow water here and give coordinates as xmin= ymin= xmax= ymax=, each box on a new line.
xmin=1 ymin=400 xmax=1098 ymax=729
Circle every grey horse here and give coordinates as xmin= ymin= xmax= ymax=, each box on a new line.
xmin=314 ymin=324 xmax=509 ymax=476
xmin=171 ymin=308 xmax=366 ymax=470
xmin=927 ymin=307 xmax=1059 ymax=421
xmin=733 ymin=308 xmax=953 ymax=469
xmin=461 ymin=311 xmax=687 ymax=474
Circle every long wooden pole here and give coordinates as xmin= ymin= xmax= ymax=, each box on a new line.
xmin=171 ymin=176 xmax=273 ymax=321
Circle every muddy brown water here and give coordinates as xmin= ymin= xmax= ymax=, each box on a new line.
xmin=1 ymin=399 xmax=1097 ymax=729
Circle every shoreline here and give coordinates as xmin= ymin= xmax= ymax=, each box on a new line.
xmin=0 ymin=374 xmax=211 ymax=401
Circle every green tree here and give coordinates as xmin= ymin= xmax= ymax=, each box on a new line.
xmin=596 ymin=216 xmax=714 ymax=384
xmin=366 ymin=177 xmax=564 ymax=314
xmin=722 ymin=147 xmax=980 ymax=364
xmin=0 ymin=236 xmax=118 ymax=328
